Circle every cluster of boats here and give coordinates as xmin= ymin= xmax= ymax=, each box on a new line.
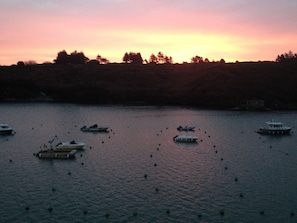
xmin=173 ymin=120 xmax=292 ymax=143
xmin=174 ymin=125 xmax=198 ymax=142
xmin=34 ymin=124 xmax=109 ymax=159
xmin=35 ymin=140 xmax=86 ymax=159
xmin=2 ymin=120 xmax=293 ymax=159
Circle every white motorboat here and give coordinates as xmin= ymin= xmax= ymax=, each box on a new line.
xmin=81 ymin=124 xmax=109 ymax=132
xmin=173 ymin=135 xmax=198 ymax=142
xmin=0 ymin=123 xmax=14 ymax=135
xmin=55 ymin=141 xmax=86 ymax=151
xmin=35 ymin=149 xmax=77 ymax=159
xmin=177 ymin=125 xmax=195 ymax=131
xmin=257 ymin=120 xmax=292 ymax=135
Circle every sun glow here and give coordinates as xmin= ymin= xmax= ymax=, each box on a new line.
xmin=1 ymin=1 xmax=297 ymax=65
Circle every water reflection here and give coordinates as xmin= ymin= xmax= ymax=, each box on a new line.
xmin=0 ymin=103 xmax=297 ymax=222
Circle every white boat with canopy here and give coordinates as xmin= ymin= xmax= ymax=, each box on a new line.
xmin=257 ymin=120 xmax=292 ymax=135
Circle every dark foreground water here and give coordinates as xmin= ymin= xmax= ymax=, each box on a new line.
xmin=1 ymin=103 xmax=297 ymax=223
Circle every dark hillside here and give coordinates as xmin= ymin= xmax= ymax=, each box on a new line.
xmin=0 ymin=62 xmax=297 ymax=109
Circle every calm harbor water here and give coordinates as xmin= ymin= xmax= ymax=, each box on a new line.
xmin=1 ymin=103 xmax=297 ymax=223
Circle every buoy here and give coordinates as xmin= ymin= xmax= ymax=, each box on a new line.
xmin=150 ymin=154 xmax=153 ymax=158
xmin=220 ymin=209 xmax=224 ymax=216
xmin=81 ymin=162 xmax=84 ymax=165
xmin=68 ymin=172 xmax=71 ymax=175
xmin=25 ymin=207 xmax=30 ymax=211
xmin=154 ymin=163 xmax=157 ymax=167
xmin=144 ymin=174 xmax=147 ymax=179
xmin=155 ymin=188 xmax=159 ymax=192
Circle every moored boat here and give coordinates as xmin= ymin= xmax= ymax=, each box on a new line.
xmin=0 ymin=123 xmax=14 ymax=135
xmin=173 ymin=135 xmax=198 ymax=142
xmin=257 ymin=120 xmax=292 ymax=135
xmin=55 ymin=141 xmax=85 ymax=151
xmin=35 ymin=149 xmax=77 ymax=159
xmin=177 ymin=125 xmax=195 ymax=131
xmin=81 ymin=124 xmax=109 ymax=132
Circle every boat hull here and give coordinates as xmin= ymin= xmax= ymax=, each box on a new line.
xmin=257 ymin=128 xmax=291 ymax=135
xmin=81 ymin=125 xmax=109 ymax=132
xmin=0 ymin=129 xmax=14 ymax=135
xmin=56 ymin=142 xmax=85 ymax=151
xmin=36 ymin=150 xmax=76 ymax=159
xmin=173 ymin=135 xmax=198 ymax=142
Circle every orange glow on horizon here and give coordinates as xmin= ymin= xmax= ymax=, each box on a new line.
xmin=1 ymin=1 xmax=297 ymax=65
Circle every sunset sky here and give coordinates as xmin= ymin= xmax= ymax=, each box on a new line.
xmin=1 ymin=0 xmax=297 ymax=65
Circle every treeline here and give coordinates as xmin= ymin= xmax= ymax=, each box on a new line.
xmin=17 ymin=50 xmax=226 ymax=66
xmin=276 ymin=50 xmax=297 ymax=63
xmin=14 ymin=50 xmax=297 ymax=66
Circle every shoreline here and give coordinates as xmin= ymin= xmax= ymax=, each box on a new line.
xmin=1 ymin=62 xmax=297 ymax=110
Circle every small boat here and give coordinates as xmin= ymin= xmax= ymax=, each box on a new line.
xmin=173 ymin=135 xmax=198 ymax=142
xmin=177 ymin=126 xmax=195 ymax=131
xmin=35 ymin=149 xmax=77 ymax=159
xmin=81 ymin=124 xmax=109 ymax=132
xmin=257 ymin=120 xmax=292 ymax=135
xmin=0 ymin=123 xmax=14 ymax=135
xmin=55 ymin=141 xmax=85 ymax=151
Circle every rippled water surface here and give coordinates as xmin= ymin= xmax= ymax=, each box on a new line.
xmin=1 ymin=103 xmax=297 ymax=223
